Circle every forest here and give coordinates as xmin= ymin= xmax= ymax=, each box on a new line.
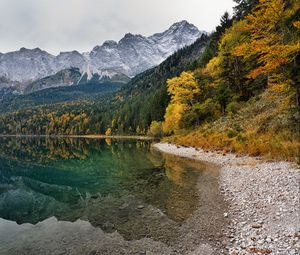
xmin=0 ymin=0 xmax=299 ymax=160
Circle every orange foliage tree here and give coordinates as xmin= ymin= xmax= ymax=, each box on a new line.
xmin=234 ymin=0 xmax=300 ymax=106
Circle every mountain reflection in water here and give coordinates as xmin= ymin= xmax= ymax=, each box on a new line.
xmin=0 ymin=137 xmax=203 ymax=241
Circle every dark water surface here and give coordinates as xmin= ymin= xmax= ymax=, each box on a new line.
xmin=0 ymin=137 xmax=226 ymax=254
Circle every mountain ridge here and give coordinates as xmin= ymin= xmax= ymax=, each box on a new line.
xmin=0 ymin=21 xmax=205 ymax=87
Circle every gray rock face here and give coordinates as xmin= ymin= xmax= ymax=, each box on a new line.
xmin=55 ymin=51 xmax=87 ymax=71
xmin=0 ymin=48 xmax=56 ymax=82
xmin=24 ymin=68 xmax=82 ymax=94
xmin=90 ymin=20 xmax=204 ymax=77
xmin=0 ymin=21 xmax=204 ymax=84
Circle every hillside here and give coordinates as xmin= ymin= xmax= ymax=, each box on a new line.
xmin=166 ymin=87 xmax=300 ymax=161
xmin=0 ymin=81 xmax=124 ymax=114
xmin=159 ymin=0 xmax=300 ymax=161
xmin=0 ymin=34 xmax=210 ymax=135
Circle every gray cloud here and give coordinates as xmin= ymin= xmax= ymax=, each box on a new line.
xmin=0 ymin=0 xmax=235 ymax=55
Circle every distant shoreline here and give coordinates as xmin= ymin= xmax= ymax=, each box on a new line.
xmin=0 ymin=134 xmax=155 ymax=140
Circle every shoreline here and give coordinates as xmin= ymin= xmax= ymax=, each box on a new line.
xmin=153 ymin=143 xmax=300 ymax=255
xmin=0 ymin=134 xmax=155 ymax=140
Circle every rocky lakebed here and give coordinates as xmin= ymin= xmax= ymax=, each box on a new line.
xmin=154 ymin=143 xmax=300 ymax=255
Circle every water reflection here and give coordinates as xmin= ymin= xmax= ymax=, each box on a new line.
xmin=0 ymin=137 xmax=206 ymax=241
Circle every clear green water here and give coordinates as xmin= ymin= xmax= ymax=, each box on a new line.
xmin=0 ymin=137 xmax=207 ymax=240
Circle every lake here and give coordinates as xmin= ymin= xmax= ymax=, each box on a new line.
xmin=0 ymin=137 xmax=227 ymax=255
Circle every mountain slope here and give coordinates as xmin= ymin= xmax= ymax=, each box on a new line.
xmin=96 ymin=34 xmax=210 ymax=133
xmin=25 ymin=68 xmax=82 ymax=94
xmin=0 ymin=82 xmax=123 ymax=113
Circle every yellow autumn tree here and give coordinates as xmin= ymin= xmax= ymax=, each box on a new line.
xmin=105 ymin=128 xmax=112 ymax=136
xmin=167 ymin=71 xmax=200 ymax=105
xmin=205 ymin=56 xmax=222 ymax=81
xmin=163 ymin=71 xmax=199 ymax=134
xmin=163 ymin=103 xmax=187 ymax=135
xmin=234 ymin=0 xmax=300 ymax=90
xmin=148 ymin=121 xmax=163 ymax=137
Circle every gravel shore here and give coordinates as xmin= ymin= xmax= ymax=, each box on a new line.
xmin=153 ymin=143 xmax=300 ymax=255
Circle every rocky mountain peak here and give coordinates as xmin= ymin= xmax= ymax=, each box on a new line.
xmin=124 ymin=33 xmax=136 ymax=38
xmin=152 ymin=20 xmax=195 ymax=35
xmin=19 ymin=47 xmax=49 ymax=55
xmin=0 ymin=21 xmax=205 ymax=86
xmin=58 ymin=50 xmax=81 ymax=56
xmin=170 ymin=20 xmax=189 ymax=28
xmin=102 ymin=40 xmax=118 ymax=47
xmin=120 ymin=33 xmax=146 ymax=43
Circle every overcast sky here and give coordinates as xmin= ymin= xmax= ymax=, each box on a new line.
xmin=0 ymin=0 xmax=235 ymax=55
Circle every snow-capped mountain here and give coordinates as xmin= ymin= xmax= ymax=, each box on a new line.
xmin=0 ymin=20 xmax=204 ymax=88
